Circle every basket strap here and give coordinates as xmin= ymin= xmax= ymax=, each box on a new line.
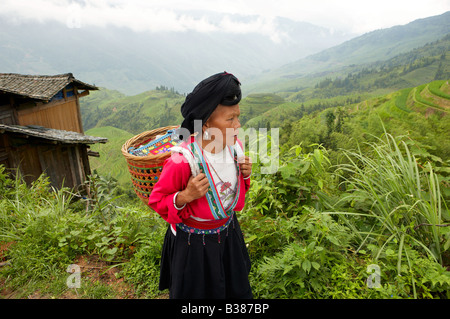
xmin=229 ymin=141 xmax=244 ymax=160
xmin=190 ymin=141 xmax=241 ymax=220
xmin=170 ymin=146 xmax=200 ymax=177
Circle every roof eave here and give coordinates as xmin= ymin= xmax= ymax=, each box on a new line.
xmin=0 ymin=124 xmax=108 ymax=145
xmin=0 ymin=73 xmax=98 ymax=101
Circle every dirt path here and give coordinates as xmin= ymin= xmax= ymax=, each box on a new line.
xmin=1 ymin=254 xmax=168 ymax=299
xmin=410 ymin=86 xmax=449 ymax=117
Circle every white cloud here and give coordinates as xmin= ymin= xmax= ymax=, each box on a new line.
xmin=0 ymin=0 xmax=449 ymax=36
xmin=0 ymin=0 xmax=219 ymax=32
xmin=142 ymin=0 xmax=450 ymax=33
xmin=218 ymin=15 xmax=289 ymax=42
xmin=202 ymin=0 xmax=450 ymax=34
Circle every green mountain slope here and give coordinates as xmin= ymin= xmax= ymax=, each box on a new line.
xmin=85 ymin=80 xmax=449 ymax=191
xmin=0 ymin=15 xmax=355 ymax=95
xmin=246 ymin=11 xmax=450 ymax=94
xmin=81 ymin=87 xmax=184 ymax=134
xmin=80 ymin=31 xmax=450 ymax=136
xmin=242 ymin=35 xmax=450 ymax=129
xmin=80 ymin=88 xmax=126 ymax=131
xmin=285 ymin=80 xmax=450 ymax=165
xmin=85 ymin=126 xmax=134 ymax=188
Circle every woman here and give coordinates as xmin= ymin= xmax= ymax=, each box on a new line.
xmin=148 ymin=72 xmax=253 ymax=299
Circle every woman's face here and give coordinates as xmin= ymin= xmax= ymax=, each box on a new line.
xmin=203 ymin=104 xmax=241 ymax=150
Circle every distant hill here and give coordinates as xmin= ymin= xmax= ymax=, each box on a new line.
xmin=81 ymin=32 xmax=449 ymax=135
xmin=85 ymin=80 xmax=449 ymax=189
xmin=81 ymin=87 xmax=185 ymax=134
xmin=80 ymin=28 xmax=450 ymax=136
xmin=78 ymin=11 xmax=450 ymax=191
xmin=284 ymin=80 xmax=450 ymax=163
xmin=85 ymin=126 xmax=134 ymax=188
xmin=246 ymin=11 xmax=450 ymax=94
xmin=0 ymin=15 xmax=354 ymax=95
xmin=241 ymin=34 xmax=450 ymax=129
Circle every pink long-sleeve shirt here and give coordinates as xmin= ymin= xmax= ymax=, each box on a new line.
xmin=148 ymin=136 xmax=251 ymax=230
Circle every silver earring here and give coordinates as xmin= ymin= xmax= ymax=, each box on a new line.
xmin=203 ymin=129 xmax=210 ymax=140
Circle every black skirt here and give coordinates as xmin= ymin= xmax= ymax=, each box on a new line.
xmin=159 ymin=213 xmax=253 ymax=299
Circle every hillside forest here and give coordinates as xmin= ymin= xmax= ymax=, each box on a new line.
xmin=1 ymin=30 xmax=450 ymax=299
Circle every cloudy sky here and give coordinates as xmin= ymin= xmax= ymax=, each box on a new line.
xmin=1 ymin=0 xmax=449 ymax=38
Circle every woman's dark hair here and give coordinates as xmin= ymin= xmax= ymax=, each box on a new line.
xmin=179 ymin=72 xmax=241 ymax=135
xmin=221 ymin=77 xmax=241 ymax=106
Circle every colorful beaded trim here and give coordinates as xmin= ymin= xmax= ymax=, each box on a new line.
xmin=176 ymin=212 xmax=234 ymax=235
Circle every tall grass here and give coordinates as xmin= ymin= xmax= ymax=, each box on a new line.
xmin=330 ymin=130 xmax=449 ymax=297
xmin=0 ymin=167 xmax=164 ymax=297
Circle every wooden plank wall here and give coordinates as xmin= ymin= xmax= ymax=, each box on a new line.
xmin=36 ymin=144 xmax=88 ymax=190
xmin=0 ymin=134 xmax=10 ymax=169
xmin=1 ymin=86 xmax=91 ymax=189
xmin=17 ymin=98 xmax=82 ymax=133
xmin=5 ymin=138 xmax=88 ymax=190
xmin=38 ymin=144 xmax=73 ymax=188
xmin=15 ymin=144 xmax=42 ymax=185
xmin=0 ymin=104 xmax=15 ymax=125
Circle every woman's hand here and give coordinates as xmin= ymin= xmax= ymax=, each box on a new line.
xmin=176 ymin=173 xmax=210 ymax=206
xmin=239 ymin=156 xmax=252 ymax=178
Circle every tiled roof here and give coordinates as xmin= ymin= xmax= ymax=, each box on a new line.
xmin=0 ymin=73 xmax=98 ymax=101
xmin=0 ymin=124 xmax=107 ymax=145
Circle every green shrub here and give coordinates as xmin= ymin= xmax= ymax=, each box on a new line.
xmin=118 ymin=216 xmax=166 ymax=297
xmin=428 ymin=80 xmax=450 ymax=99
xmin=250 ymin=207 xmax=354 ymax=298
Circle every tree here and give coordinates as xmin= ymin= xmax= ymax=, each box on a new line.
xmin=325 ymin=110 xmax=335 ymax=137
xmin=334 ymin=107 xmax=346 ymax=133
xmin=434 ymin=62 xmax=444 ymax=80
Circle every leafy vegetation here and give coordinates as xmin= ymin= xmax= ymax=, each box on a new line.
xmin=2 ymin=117 xmax=448 ymax=298
xmin=242 ymin=129 xmax=450 ymax=299
xmin=72 ymin=77 xmax=450 ymax=299
xmin=2 ymin=24 xmax=450 ymax=299
xmin=0 ymin=167 xmax=166 ymax=298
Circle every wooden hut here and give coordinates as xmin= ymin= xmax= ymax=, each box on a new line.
xmin=0 ymin=73 xmax=107 ymax=190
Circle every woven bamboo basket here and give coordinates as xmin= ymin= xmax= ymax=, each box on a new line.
xmin=122 ymin=125 xmax=179 ymax=205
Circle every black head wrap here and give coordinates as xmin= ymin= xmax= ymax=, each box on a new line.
xmin=180 ymin=72 xmax=241 ymax=135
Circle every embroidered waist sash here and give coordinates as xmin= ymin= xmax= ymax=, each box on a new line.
xmin=176 ymin=211 xmax=234 ymax=235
